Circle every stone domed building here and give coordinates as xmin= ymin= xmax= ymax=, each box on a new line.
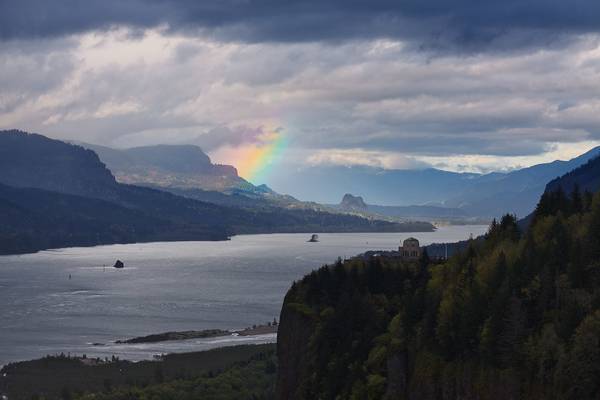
xmin=399 ymin=237 xmax=422 ymax=260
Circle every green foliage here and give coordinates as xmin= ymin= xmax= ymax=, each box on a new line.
xmin=75 ymin=350 xmax=277 ymax=400
xmin=281 ymin=187 xmax=600 ymax=399
xmin=1 ymin=345 xmax=275 ymax=400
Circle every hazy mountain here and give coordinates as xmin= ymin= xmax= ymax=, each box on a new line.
xmin=79 ymin=142 xmax=253 ymax=193
xmin=445 ymin=146 xmax=600 ymax=218
xmin=79 ymin=142 xmax=318 ymax=210
xmin=546 ymin=153 xmax=600 ymax=194
xmin=339 ymin=193 xmax=368 ymax=211
xmin=268 ymin=147 xmax=600 ymax=218
xmin=267 ymin=165 xmax=479 ymax=205
xmin=0 ymin=131 xmax=240 ymax=225
xmin=75 ymin=138 xmax=600 ymax=220
xmin=0 ymin=130 xmax=433 ymax=254
xmin=334 ymin=193 xmax=471 ymax=223
xmin=367 ymin=203 xmax=469 ymax=221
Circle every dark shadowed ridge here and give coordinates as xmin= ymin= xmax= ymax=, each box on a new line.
xmin=546 ymin=154 xmax=600 ymax=194
xmin=276 ymin=180 xmax=600 ymax=399
xmin=445 ymin=146 xmax=600 ymax=218
xmin=0 ymin=130 xmax=434 ymax=254
xmin=518 ymin=152 xmax=600 ymax=229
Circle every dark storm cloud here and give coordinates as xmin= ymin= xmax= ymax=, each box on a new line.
xmin=3 ymin=6 xmax=600 ymax=172
xmin=2 ymin=0 xmax=600 ymax=51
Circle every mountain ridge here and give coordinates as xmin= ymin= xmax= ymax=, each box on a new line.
xmin=276 ymin=183 xmax=600 ymax=399
xmin=269 ymin=146 xmax=600 ymax=218
xmin=0 ymin=129 xmax=435 ymax=254
xmin=78 ymin=141 xmax=253 ymax=193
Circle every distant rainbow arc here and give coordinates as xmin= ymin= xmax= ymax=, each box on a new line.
xmin=236 ymin=131 xmax=288 ymax=184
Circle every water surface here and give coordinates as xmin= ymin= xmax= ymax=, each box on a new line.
xmin=0 ymin=226 xmax=487 ymax=365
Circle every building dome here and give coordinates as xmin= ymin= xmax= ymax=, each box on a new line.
xmin=403 ymin=237 xmax=420 ymax=247
xmin=399 ymin=237 xmax=421 ymax=260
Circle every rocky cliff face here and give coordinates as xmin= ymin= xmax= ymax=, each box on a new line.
xmin=81 ymin=142 xmax=251 ymax=192
xmin=0 ymin=130 xmax=119 ymax=200
xmin=274 ymin=259 xmax=528 ymax=400
xmin=275 ymin=204 xmax=600 ymax=399
xmin=340 ymin=193 xmax=368 ymax=211
xmin=276 ymin=291 xmax=317 ymax=400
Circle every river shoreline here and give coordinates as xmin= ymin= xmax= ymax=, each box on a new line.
xmin=115 ymin=323 xmax=278 ymax=344
xmin=0 ymin=228 xmax=488 ymax=366
xmin=0 ymin=220 xmax=437 ymax=257
xmin=0 ymin=323 xmax=279 ymax=369
xmin=0 ymin=343 xmax=277 ymax=400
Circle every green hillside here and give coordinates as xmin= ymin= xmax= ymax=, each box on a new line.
xmin=277 ymin=187 xmax=600 ymax=399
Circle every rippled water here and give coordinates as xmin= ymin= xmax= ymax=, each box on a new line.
xmin=0 ymin=226 xmax=487 ymax=365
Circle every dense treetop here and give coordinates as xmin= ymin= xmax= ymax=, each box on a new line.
xmin=277 ymin=185 xmax=600 ymax=399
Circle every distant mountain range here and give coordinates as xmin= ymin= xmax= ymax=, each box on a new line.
xmin=429 ymin=151 xmax=600 ymax=256
xmin=276 ymin=167 xmax=600 ymax=400
xmin=76 ymin=140 xmax=600 ymax=220
xmin=78 ymin=142 xmax=257 ymax=193
xmin=78 ymin=141 xmax=328 ymax=213
xmin=266 ymin=147 xmax=600 ymax=218
xmin=517 ymin=151 xmax=600 ymax=229
xmin=545 ymin=153 xmax=600 ymax=194
xmin=444 ymin=147 xmax=600 ymax=217
xmin=0 ymin=130 xmax=433 ymax=254
xmin=268 ymin=166 xmax=478 ymax=206
xmin=332 ymin=193 xmax=475 ymax=224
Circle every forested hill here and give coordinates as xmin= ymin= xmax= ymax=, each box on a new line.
xmin=277 ymin=186 xmax=600 ymax=399
xmin=0 ymin=183 xmax=230 ymax=255
xmin=546 ymin=154 xmax=600 ymax=194
xmin=0 ymin=130 xmax=119 ymax=200
xmin=0 ymin=130 xmax=433 ymax=254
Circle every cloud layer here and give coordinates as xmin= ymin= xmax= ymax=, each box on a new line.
xmin=3 ymin=0 xmax=600 ymax=52
xmin=2 ymin=2 xmax=600 ymax=178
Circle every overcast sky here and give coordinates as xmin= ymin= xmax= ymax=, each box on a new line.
xmin=2 ymin=0 xmax=600 ymax=180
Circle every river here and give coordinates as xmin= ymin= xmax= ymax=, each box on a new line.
xmin=0 ymin=226 xmax=487 ymax=365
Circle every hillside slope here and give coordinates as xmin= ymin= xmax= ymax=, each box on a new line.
xmin=546 ymin=154 xmax=600 ymax=194
xmin=0 ymin=130 xmax=119 ymax=200
xmin=334 ymin=193 xmax=471 ymax=222
xmin=446 ymin=146 xmax=600 ymax=217
xmin=80 ymin=142 xmax=252 ymax=192
xmin=0 ymin=130 xmax=434 ymax=254
xmin=0 ymin=184 xmax=227 ymax=255
xmin=277 ymin=187 xmax=600 ymax=399
xmin=266 ymin=147 xmax=600 ymax=218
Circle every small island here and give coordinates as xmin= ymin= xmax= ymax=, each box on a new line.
xmin=116 ymin=329 xmax=229 ymax=344
xmin=115 ymin=320 xmax=279 ymax=344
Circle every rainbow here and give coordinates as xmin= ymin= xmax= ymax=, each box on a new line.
xmin=236 ymin=131 xmax=287 ymax=184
